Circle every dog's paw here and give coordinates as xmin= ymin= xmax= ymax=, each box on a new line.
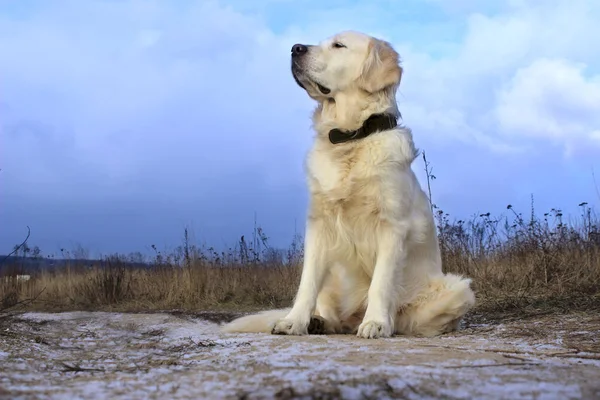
xmin=271 ymin=318 xmax=309 ymax=335
xmin=307 ymin=316 xmax=327 ymax=335
xmin=357 ymin=320 xmax=392 ymax=339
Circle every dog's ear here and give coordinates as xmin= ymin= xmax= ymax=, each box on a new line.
xmin=358 ymin=39 xmax=402 ymax=93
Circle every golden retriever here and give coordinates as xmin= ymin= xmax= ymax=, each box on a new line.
xmin=222 ymin=31 xmax=475 ymax=338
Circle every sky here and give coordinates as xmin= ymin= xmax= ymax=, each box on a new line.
xmin=1 ymin=0 xmax=599 ymax=257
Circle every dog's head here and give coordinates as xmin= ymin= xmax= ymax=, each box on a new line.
xmin=290 ymin=31 xmax=402 ymax=101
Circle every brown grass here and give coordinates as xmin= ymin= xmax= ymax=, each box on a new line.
xmin=1 ymin=200 xmax=599 ymax=317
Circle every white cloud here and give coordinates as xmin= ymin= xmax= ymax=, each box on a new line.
xmin=0 ymin=1 xmax=314 ymax=199
xmin=388 ymin=0 xmax=600 ymax=155
xmin=494 ymin=58 xmax=600 ymax=146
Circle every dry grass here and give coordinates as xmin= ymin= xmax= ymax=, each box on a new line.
xmin=1 ymin=262 xmax=301 ymax=313
xmin=437 ymin=201 xmax=600 ymax=314
xmin=1 ymin=201 xmax=599 ymax=318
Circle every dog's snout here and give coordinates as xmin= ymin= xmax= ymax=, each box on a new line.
xmin=291 ymin=44 xmax=308 ymax=56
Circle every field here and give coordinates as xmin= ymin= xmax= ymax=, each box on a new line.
xmin=1 ymin=201 xmax=600 ymax=399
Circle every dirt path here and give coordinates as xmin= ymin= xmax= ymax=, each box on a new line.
xmin=0 ymin=311 xmax=599 ymax=399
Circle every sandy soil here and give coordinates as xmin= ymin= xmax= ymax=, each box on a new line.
xmin=0 ymin=310 xmax=599 ymax=399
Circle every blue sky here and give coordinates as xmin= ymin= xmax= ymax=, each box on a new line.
xmin=1 ymin=0 xmax=599 ymax=257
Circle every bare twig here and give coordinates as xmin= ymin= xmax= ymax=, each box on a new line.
xmin=60 ymin=362 xmax=105 ymax=373
xmin=416 ymin=344 xmax=600 ymax=361
xmin=502 ymin=354 xmax=533 ymax=362
xmin=422 ymin=151 xmax=435 ymax=213
xmin=554 ymin=353 xmax=600 ymax=360
xmin=417 ymin=344 xmax=535 ymax=355
xmin=446 ymin=362 xmax=540 ymax=369
xmin=546 ymin=350 xmax=580 ymax=356
xmin=188 ymin=337 xmax=218 ymax=348
xmin=0 ymin=226 xmax=31 ymax=265
xmin=0 ymin=287 xmax=47 ymax=316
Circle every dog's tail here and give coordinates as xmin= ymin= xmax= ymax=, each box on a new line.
xmin=396 ymin=273 xmax=475 ymax=337
xmin=220 ymin=308 xmax=290 ymax=333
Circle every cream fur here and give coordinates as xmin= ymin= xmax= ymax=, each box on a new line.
xmin=221 ymin=31 xmax=475 ymax=339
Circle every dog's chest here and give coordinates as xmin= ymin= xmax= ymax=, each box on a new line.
xmin=307 ymin=145 xmax=369 ymax=200
xmin=306 ymin=142 xmax=387 ymax=268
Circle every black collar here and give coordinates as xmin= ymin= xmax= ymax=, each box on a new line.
xmin=328 ymin=113 xmax=398 ymax=145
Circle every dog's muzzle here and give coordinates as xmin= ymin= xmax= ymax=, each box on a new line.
xmin=290 ymin=43 xmax=331 ymax=95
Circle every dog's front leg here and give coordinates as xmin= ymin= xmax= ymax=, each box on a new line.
xmin=357 ymin=224 xmax=406 ymax=339
xmin=272 ymin=219 xmax=328 ymax=335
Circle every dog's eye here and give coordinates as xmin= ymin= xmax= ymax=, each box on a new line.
xmin=332 ymin=42 xmax=346 ymax=49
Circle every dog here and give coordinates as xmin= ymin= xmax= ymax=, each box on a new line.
xmin=221 ymin=31 xmax=475 ymax=338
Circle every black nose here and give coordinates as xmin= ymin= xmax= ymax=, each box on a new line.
xmin=291 ymin=44 xmax=308 ymax=56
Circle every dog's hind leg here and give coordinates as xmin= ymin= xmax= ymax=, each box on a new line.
xmin=312 ymin=280 xmax=343 ymax=334
xmin=395 ymin=273 xmax=475 ymax=337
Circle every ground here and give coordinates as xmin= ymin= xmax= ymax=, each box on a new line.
xmin=0 ymin=310 xmax=599 ymax=399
